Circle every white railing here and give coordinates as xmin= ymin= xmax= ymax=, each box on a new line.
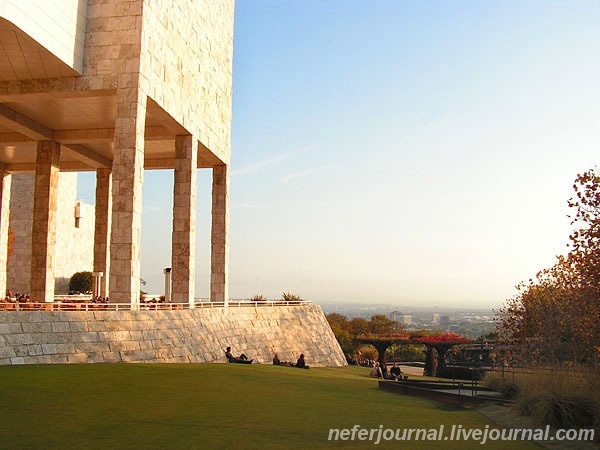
xmin=54 ymin=294 xmax=92 ymax=302
xmin=195 ymin=299 xmax=312 ymax=307
xmin=0 ymin=302 xmax=189 ymax=312
xmin=0 ymin=299 xmax=311 ymax=312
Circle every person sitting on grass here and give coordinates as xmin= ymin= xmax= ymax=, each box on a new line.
xmin=295 ymin=354 xmax=309 ymax=369
xmin=389 ymin=362 xmax=402 ymax=381
xmin=225 ymin=346 xmax=253 ymax=364
xmin=370 ymin=362 xmax=383 ymax=379
xmin=273 ymin=354 xmax=293 ymax=366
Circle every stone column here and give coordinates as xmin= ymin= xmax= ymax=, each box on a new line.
xmin=210 ymin=165 xmax=229 ymax=304
xmin=109 ymin=87 xmax=146 ymax=307
xmin=0 ymin=169 xmax=12 ymax=298
xmin=30 ymin=141 xmax=60 ymax=302
xmin=94 ymin=168 xmax=112 ymax=298
xmin=92 ymin=271 xmax=103 ymax=298
xmin=172 ymin=135 xmax=197 ymax=307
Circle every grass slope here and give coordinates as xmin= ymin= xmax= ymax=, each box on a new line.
xmin=0 ymin=364 xmax=537 ymax=449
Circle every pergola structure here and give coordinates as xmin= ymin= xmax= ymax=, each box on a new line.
xmin=411 ymin=334 xmax=472 ymax=377
xmin=356 ymin=333 xmax=411 ymax=377
xmin=0 ymin=0 xmax=235 ymax=307
xmin=356 ymin=332 xmax=471 ymax=377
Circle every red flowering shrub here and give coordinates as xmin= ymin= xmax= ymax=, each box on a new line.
xmin=412 ymin=332 xmax=471 ymax=346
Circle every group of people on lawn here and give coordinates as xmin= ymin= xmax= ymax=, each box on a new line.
xmin=225 ymin=347 xmax=404 ymax=376
xmin=272 ymin=353 xmax=308 ymax=369
xmin=370 ymin=361 xmax=403 ymax=381
xmin=225 ymin=347 xmax=309 ymax=369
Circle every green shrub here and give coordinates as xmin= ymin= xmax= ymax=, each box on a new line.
xmin=69 ymin=271 xmax=93 ymax=293
xmin=250 ymin=294 xmax=267 ymax=302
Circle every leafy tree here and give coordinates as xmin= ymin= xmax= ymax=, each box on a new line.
xmin=326 ymin=314 xmax=406 ymax=358
xmin=368 ymin=314 xmax=399 ymax=334
xmin=326 ymin=313 xmax=354 ymax=354
xmin=326 ymin=313 xmax=349 ymax=331
xmin=567 ymin=170 xmax=600 ymax=357
xmin=388 ymin=344 xmax=425 ymax=362
xmin=569 ymin=169 xmax=600 ymax=274
xmin=498 ymin=169 xmax=600 ymax=364
xmin=69 ymin=271 xmax=93 ymax=293
xmin=349 ymin=317 xmax=370 ymax=337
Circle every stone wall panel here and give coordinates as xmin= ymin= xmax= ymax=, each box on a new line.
xmin=0 ymin=306 xmax=346 ymax=366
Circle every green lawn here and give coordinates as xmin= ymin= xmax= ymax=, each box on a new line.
xmin=0 ymin=364 xmax=538 ymax=449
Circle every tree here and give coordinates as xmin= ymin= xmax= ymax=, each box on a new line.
xmin=349 ymin=317 xmax=370 ymax=337
xmin=498 ymin=169 xmax=600 ymax=365
xmin=326 ymin=313 xmax=354 ymax=354
xmin=368 ymin=314 xmax=399 ymax=334
xmin=325 ymin=314 xmax=406 ymax=360
xmin=69 ymin=271 xmax=93 ymax=294
xmin=567 ymin=169 xmax=600 ymax=358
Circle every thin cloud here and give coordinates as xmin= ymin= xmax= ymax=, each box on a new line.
xmin=232 ymin=144 xmax=316 ymax=176
xmin=280 ymin=167 xmax=323 ymax=183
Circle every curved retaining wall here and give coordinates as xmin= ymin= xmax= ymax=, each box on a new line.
xmin=0 ymin=304 xmax=347 ymax=367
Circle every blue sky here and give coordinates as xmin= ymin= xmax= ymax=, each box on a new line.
xmin=81 ymin=1 xmax=600 ymax=308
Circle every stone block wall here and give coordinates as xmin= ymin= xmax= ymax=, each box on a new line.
xmin=7 ymin=173 xmax=95 ymax=294
xmin=0 ymin=305 xmax=348 ymax=367
xmin=83 ymin=0 xmax=234 ymax=162
xmin=0 ymin=0 xmax=87 ymax=73
xmin=142 ymin=0 xmax=234 ymax=163
xmin=6 ymin=173 xmax=33 ymax=293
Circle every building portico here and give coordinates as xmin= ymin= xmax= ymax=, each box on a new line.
xmin=0 ymin=0 xmax=235 ymax=306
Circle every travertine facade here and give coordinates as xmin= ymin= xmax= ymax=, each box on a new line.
xmin=0 ymin=1 xmax=347 ymax=367
xmin=0 ymin=0 xmax=87 ymax=76
xmin=0 ymin=305 xmax=347 ymax=367
xmin=7 ymin=173 xmax=95 ymax=294
xmin=0 ymin=0 xmax=234 ymax=304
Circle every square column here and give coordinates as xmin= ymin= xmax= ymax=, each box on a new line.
xmin=30 ymin=141 xmax=60 ymax=302
xmin=109 ymin=87 xmax=146 ymax=307
xmin=94 ymin=168 xmax=112 ymax=298
xmin=210 ymin=164 xmax=229 ymax=304
xmin=171 ymin=135 xmax=197 ymax=307
xmin=0 ymin=169 xmax=11 ymax=298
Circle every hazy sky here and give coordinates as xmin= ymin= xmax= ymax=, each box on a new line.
xmin=80 ymin=1 xmax=600 ymax=308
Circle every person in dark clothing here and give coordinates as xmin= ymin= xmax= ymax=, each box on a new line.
xmin=389 ymin=362 xmax=402 ymax=381
xmin=295 ymin=354 xmax=309 ymax=369
xmin=225 ymin=346 xmax=253 ymax=364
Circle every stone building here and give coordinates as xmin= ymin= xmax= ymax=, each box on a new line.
xmin=0 ymin=1 xmax=349 ymax=368
xmin=7 ymin=173 xmax=95 ymax=294
xmin=0 ymin=0 xmax=234 ymax=305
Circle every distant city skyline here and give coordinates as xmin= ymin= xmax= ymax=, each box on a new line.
xmin=79 ymin=1 xmax=600 ymax=308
